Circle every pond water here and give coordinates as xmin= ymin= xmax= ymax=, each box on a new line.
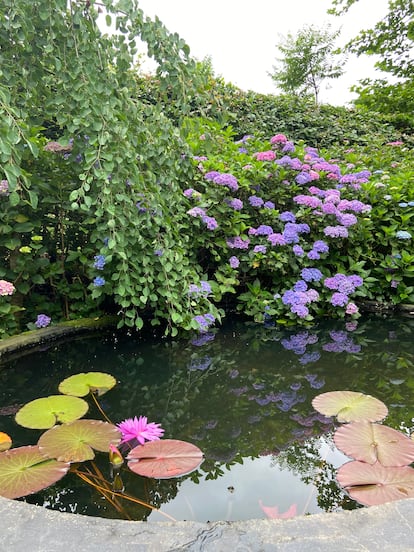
xmin=0 ymin=316 xmax=413 ymax=522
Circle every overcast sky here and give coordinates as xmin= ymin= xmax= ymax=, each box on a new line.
xmin=135 ymin=0 xmax=390 ymax=106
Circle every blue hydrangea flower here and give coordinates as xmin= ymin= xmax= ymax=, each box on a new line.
xmin=93 ymin=276 xmax=105 ymax=287
xmin=396 ymin=230 xmax=412 ymax=240
xmin=93 ymin=255 xmax=106 ymax=270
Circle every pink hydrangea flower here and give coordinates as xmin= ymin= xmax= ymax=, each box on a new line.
xmin=0 ymin=280 xmax=15 ymax=296
xmin=254 ymin=150 xmax=276 ymax=162
xmin=117 ymin=416 xmax=164 ymax=445
xmin=270 ymin=134 xmax=287 ymax=145
xmin=345 ymin=302 xmax=359 ymax=315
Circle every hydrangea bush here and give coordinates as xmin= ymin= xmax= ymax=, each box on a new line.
xmin=0 ymin=0 xmax=413 ymax=338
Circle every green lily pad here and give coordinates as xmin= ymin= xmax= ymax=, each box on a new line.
xmin=58 ymin=372 xmax=116 ymax=397
xmin=312 ymin=391 xmax=388 ymax=423
xmin=0 ymin=445 xmax=69 ymax=499
xmin=15 ymin=395 xmax=89 ymax=429
xmin=38 ymin=419 xmax=121 ymax=462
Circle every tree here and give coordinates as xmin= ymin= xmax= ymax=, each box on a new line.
xmin=329 ymin=0 xmax=414 ymax=116
xmin=270 ymin=25 xmax=345 ymax=104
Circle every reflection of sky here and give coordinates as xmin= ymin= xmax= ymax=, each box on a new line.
xmin=148 ymin=436 xmax=350 ymax=523
xmin=148 ymin=455 xmax=320 ymax=522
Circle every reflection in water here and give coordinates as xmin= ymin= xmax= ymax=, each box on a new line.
xmin=0 ymin=316 xmax=413 ymax=521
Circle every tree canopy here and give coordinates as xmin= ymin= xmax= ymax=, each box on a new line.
xmin=270 ymin=25 xmax=344 ymax=104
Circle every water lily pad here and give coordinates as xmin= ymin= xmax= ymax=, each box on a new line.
xmin=0 ymin=432 xmax=12 ymax=452
xmin=127 ymin=439 xmax=203 ymax=479
xmin=15 ymin=395 xmax=89 ymax=429
xmin=312 ymin=391 xmax=388 ymax=422
xmin=0 ymin=445 xmax=69 ymax=499
xmin=334 ymin=421 xmax=414 ymax=466
xmin=38 ymin=419 xmax=121 ymax=462
xmin=337 ymin=460 xmax=414 ymax=506
xmin=58 ymin=372 xmax=116 ymax=397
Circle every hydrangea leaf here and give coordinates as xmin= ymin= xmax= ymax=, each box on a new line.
xmin=0 ymin=445 xmax=69 ymax=499
xmin=334 ymin=421 xmax=414 ymax=466
xmin=38 ymin=419 xmax=121 ymax=462
xmin=312 ymin=391 xmax=388 ymax=422
xmin=127 ymin=439 xmax=203 ymax=479
xmin=58 ymin=372 xmax=116 ymax=397
xmin=15 ymin=396 xmax=89 ymax=429
xmin=337 ymin=461 xmax=414 ymax=506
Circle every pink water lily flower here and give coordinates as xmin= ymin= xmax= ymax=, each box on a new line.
xmin=117 ymin=416 xmax=164 ymax=445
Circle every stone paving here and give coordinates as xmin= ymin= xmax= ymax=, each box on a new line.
xmin=1 ymin=496 xmax=413 ymax=551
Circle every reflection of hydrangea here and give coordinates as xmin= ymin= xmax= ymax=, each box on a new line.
xmin=305 ymin=374 xmax=325 ymax=388
xmin=191 ymin=332 xmax=215 ymax=346
xmin=188 ymin=356 xmax=212 ymax=371
xmin=298 ymin=351 xmax=321 ymax=365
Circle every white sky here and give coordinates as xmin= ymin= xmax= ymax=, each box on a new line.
xmin=135 ymin=0 xmax=391 ymax=105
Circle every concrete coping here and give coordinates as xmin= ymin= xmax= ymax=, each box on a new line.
xmin=1 ymin=495 xmax=413 ymax=551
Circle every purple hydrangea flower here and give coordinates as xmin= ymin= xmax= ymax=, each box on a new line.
xmin=279 ymin=211 xmax=296 ymax=223
xmin=227 ymin=236 xmax=250 ymax=249
xmin=35 ymin=314 xmax=51 ymax=328
xmin=253 ymin=245 xmax=267 ymax=254
xmin=268 ymin=233 xmax=286 ymax=246
xmin=188 ymin=207 xmax=206 ymax=217
xmin=228 ymin=198 xmax=243 ymax=210
xmin=323 ymin=225 xmax=349 ymax=238
xmin=256 ymin=224 xmax=274 ymax=236
xmin=249 ymin=195 xmax=264 ymax=207
xmin=93 ymin=255 xmax=106 ymax=270
xmin=330 ymin=292 xmax=349 ymax=307
xmin=229 ymin=256 xmax=240 ymax=268
xmin=312 ymin=240 xmax=329 ymax=253
xmin=202 ymin=215 xmax=218 ymax=230
xmin=292 ymin=245 xmax=304 ymax=257
xmin=205 ymin=171 xmax=239 ymax=191
xmin=263 ymin=201 xmax=275 ymax=209
xmin=301 ymin=268 xmax=323 ymax=282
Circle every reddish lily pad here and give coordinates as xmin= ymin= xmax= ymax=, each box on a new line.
xmin=58 ymin=372 xmax=116 ymax=397
xmin=127 ymin=439 xmax=203 ymax=479
xmin=312 ymin=391 xmax=388 ymax=423
xmin=337 ymin=460 xmax=414 ymax=506
xmin=0 ymin=445 xmax=69 ymax=499
xmin=15 ymin=395 xmax=89 ymax=429
xmin=0 ymin=432 xmax=12 ymax=452
xmin=334 ymin=421 xmax=414 ymax=467
xmin=38 ymin=419 xmax=121 ymax=462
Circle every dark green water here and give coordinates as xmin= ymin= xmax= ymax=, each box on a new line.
xmin=0 ymin=316 xmax=413 ymax=522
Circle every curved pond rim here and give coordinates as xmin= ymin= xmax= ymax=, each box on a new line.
xmin=1 ymin=495 xmax=413 ymax=551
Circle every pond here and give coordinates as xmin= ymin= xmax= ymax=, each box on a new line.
xmin=0 ymin=316 xmax=413 ymax=522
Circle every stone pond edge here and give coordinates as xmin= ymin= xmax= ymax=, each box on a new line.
xmin=1 ymin=495 xmax=414 ymax=551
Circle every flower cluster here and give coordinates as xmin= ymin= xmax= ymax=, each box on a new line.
xmin=188 ymin=281 xmax=212 ymax=296
xmin=204 ymin=171 xmax=239 ymax=191
xmin=193 ymin=313 xmax=216 ymax=332
xmin=35 ymin=314 xmax=51 ymax=328
xmin=0 ymin=280 xmax=15 ymax=296
xmin=0 ymin=180 xmax=9 ymax=196
xmin=93 ymin=255 xmax=106 ymax=270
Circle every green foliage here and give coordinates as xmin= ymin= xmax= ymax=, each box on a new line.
xmin=270 ymin=25 xmax=345 ymax=104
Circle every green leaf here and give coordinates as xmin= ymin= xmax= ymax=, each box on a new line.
xmin=38 ymin=420 xmax=121 ymax=462
xmin=0 ymin=445 xmax=70 ymax=499
xmin=58 ymin=372 xmax=116 ymax=397
xmin=15 ymin=395 xmax=89 ymax=429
